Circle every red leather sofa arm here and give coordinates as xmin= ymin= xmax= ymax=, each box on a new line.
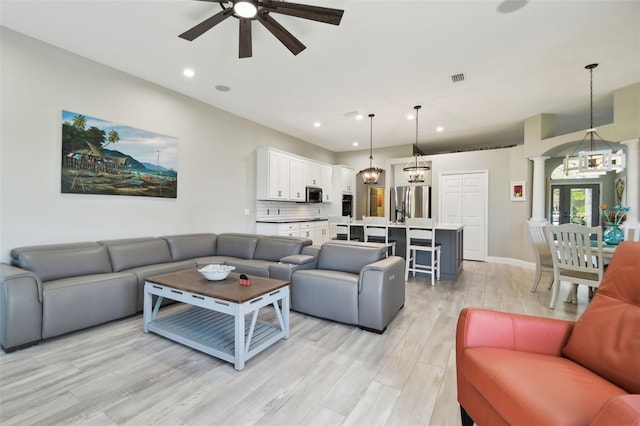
xmin=456 ymin=308 xmax=575 ymax=356
xmin=590 ymin=395 xmax=640 ymax=426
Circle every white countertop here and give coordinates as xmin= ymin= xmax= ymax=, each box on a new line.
xmin=349 ymin=220 xmax=463 ymax=231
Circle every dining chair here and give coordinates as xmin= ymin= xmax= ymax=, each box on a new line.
xmin=405 ymin=217 xmax=441 ymax=285
xmin=363 ymin=216 xmax=395 ymax=256
xmin=527 ymin=220 xmax=554 ymax=292
xmin=544 ymin=223 xmax=604 ymax=309
xmin=328 ymin=216 xmax=351 ymax=241
xmin=623 ymin=223 xmax=640 ymax=242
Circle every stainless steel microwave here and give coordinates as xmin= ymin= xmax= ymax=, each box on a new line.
xmin=306 ymin=186 xmax=323 ymax=203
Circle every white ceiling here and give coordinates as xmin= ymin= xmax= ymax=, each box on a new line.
xmin=1 ymin=0 xmax=639 ymax=154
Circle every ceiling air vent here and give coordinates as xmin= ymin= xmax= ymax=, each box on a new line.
xmin=451 ymin=73 xmax=465 ymax=83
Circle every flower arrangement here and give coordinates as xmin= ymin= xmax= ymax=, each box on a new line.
xmin=600 ymin=204 xmax=629 ymax=226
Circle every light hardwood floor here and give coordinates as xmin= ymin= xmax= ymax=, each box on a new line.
xmin=0 ymin=261 xmax=589 ymax=426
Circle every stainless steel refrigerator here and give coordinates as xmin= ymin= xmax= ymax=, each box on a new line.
xmin=390 ymin=185 xmax=431 ymax=222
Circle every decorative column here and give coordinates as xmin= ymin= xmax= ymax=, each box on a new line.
xmin=622 ymin=138 xmax=639 ymax=225
xmin=529 ymin=156 xmax=549 ymax=223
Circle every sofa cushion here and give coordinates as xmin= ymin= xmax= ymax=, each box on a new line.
xmin=42 ymin=272 xmax=138 ymax=339
xmin=100 ymin=238 xmax=172 ymax=272
xmin=253 ymin=236 xmax=308 ymax=262
xmin=562 ymin=241 xmax=640 ymax=394
xmin=162 ymin=233 xmax=217 ymax=261
xmin=11 ymin=243 xmax=113 ymax=282
xmin=215 ymin=234 xmax=258 ymax=259
xmin=463 ymin=347 xmax=627 ymax=425
xmin=317 ymin=243 xmax=386 ymax=274
xmin=291 ymin=269 xmax=359 ymax=325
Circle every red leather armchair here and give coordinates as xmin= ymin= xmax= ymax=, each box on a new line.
xmin=456 ymin=241 xmax=640 ymax=426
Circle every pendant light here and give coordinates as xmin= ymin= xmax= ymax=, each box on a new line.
xmin=360 ymin=113 xmax=383 ymax=184
xmin=563 ymin=63 xmax=625 ymax=176
xmin=403 ymin=105 xmax=430 ymax=183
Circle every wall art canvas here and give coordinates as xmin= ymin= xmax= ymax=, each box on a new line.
xmin=61 ymin=110 xmax=178 ymax=198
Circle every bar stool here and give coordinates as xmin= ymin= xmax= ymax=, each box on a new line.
xmin=405 ymin=217 xmax=440 ymax=285
xmin=328 ymin=216 xmax=351 ymax=241
xmin=363 ymin=216 xmax=395 ymax=256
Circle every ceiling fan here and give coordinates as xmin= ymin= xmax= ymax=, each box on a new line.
xmin=179 ymin=0 xmax=345 ymax=58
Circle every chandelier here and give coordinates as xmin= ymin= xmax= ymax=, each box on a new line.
xmin=360 ymin=113 xmax=383 ymax=184
xmin=403 ymin=105 xmax=430 ymax=183
xmin=563 ymin=63 xmax=625 ymax=176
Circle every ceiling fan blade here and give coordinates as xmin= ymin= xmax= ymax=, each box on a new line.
xmin=261 ymin=0 xmax=344 ymax=25
xmin=179 ymin=8 xmax=234 ymax=41
xmin=239 ymin=19 xmax=252 ymax=58
xmin=257 ymin=11 xmax=306 ymax=55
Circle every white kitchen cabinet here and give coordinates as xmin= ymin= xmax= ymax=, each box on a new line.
xmin=289 ymin=157 xmax=306 ymax=202
xmin=341 ymin=167 xmax=355 ymax=193
xmin=306 ymin=162 xmax=322 ymax=187
xmin=321 ymin=165 xmax=333 ymax=203
xmin=257 ymin=148 xmax=290 ymax=201
xmin=255 ymin=222 xmax=300 ymax=238
xmin=314 ymin=220 xmax=330 ymax=244
xmin=298 ymin=222 xmax=314 ymax=240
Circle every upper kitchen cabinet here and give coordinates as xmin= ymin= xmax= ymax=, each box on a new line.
xmin=321 ymin=165 xmax=333 ymax=202
xmin=306 ymin=162 xmax=322 ymax=187
xmin=341 ymin=167 xmax=355 ymax=193
xmin=257 ymin=148 xmax=289 ymax=200
xmin=289 ymin=157 xmax=306 ymax=202
xmin=257 ymin=147 xmax=333 ymax=202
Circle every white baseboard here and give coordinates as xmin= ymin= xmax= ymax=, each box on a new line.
xmin=485 ymin=256 xmax=535 ymax=270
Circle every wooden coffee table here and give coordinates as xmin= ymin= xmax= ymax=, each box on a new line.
xmin=143 ymin=269 xmax=289 ymax=370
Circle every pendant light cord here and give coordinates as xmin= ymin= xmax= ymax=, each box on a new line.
xmin=414 ymin=105 xmax=421 ymax=166
xmin=369 ymin=113 xmax=374 ymax=167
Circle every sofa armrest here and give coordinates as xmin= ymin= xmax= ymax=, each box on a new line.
xmin=269 ymin=255 xmax=317 ymax=282
xmin=357 ymin=256 xmax=405 ymax=332
xmin=456 ymin=308 xmax=575 ymax=356
xmin=279 ymin=254 xmax=316 ymax=266
xmin=590 ymin=395 xmax=640 ymax=426
xmin=0 ymin=263 xmax=43 ymax=351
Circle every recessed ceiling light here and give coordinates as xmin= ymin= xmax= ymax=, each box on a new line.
xmin=497 ymin=0 xmax=528 ymax=14
xmin=355 ymin=114 xmax=363 ymax=120
xmin=436 ymin=126 xmax=444 ymax=132
xmin=183 ymin=68 xmax=195 ymax=77
xmin=314 ymin=122 xmax=321 ymax=128
xmin=215 ymin=85 xmax=231 ymax=92
xmin=353 ymin=142 xmax=359 ymax=147
xmin=407 ymin=114 xmax=414 ymax=120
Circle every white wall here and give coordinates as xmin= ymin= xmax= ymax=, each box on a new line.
xmin=0 ymin=29 xmax=336 ymax=262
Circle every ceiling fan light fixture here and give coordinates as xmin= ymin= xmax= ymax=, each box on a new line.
xmin=403 ymin=105 xmax=430 ymax=183
xmin=234 ymin=0 xmax=258 ymax=18
xmin=360 ymin=114 xmax=383 ymax=184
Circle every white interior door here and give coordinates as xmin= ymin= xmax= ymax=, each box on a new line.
xmin=439 ymin=171 xmax=488 ymax=261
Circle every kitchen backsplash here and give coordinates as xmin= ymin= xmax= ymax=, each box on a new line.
xmin=256 ymin=201 xmax=327 ymax=221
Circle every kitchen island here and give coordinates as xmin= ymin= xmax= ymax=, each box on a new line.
xmin=348 ymin=221 xmax=463 ymax=281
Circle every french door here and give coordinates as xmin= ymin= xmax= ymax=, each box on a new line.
xmin=550 ymin=184 xmax=600 ymax=226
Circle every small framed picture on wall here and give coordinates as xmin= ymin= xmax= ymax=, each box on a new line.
xmin=511 ymin=181 xmax=526 ymax=202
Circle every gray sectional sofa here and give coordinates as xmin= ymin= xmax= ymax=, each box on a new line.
xmin=0 ymin=234 xmax=406 ymax=353
xmin=291 ymin=242 xmax=406 ymax=333
xmin=0 ymin=233 xmax=313 ymax=352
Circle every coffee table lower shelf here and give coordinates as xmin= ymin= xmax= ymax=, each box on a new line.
xmin=148 ymin=306 xmax=283 ymax=365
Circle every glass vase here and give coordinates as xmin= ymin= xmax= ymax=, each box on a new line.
xmin=603 ymin=224 xmax=624 ymax=245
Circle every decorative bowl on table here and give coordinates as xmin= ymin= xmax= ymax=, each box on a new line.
xmin=198 ymin=264 xmax=235 ymax=281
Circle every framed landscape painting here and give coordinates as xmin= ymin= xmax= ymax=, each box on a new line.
xmin=61 ymin=110 xmax=178 ymax=198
